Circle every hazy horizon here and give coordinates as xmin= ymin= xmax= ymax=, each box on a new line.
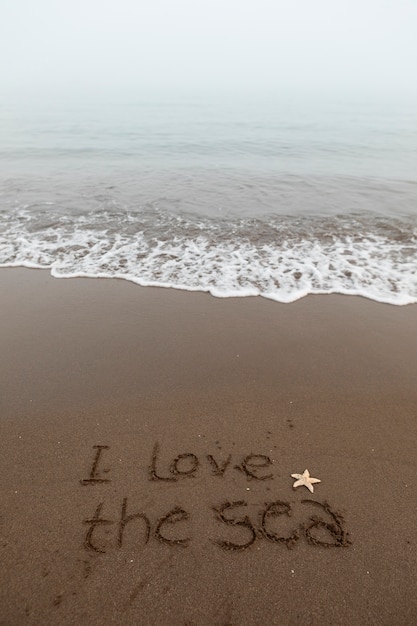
xmin=1 ymin=0 xmax=417 ymax=102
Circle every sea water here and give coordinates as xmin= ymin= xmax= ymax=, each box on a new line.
xmin=1 ymin=93 xmax=416 ymax=304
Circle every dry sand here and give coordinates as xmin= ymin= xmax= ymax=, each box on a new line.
xmin=0 ymin=268 xmax=416 ymax=625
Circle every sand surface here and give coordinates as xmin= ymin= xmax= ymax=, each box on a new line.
xmin=0 ymin=268 xmax=416 ymax=625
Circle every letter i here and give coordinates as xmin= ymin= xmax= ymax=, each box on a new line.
xmin=80 ymin=445 xmax=111 ymax=485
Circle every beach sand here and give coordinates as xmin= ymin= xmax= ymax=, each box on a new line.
xmin=0 ymin=268 xmax=416 ymax=625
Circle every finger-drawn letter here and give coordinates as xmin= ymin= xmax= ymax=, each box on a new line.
xmin=212 ymin=500 xmax=257 ymax=551
xmin=80 ymin=445 xmax=111 ymax=485
xmin=118 ymin=498 xmax=151 ymax=548
xmin=240 ymin=454 xmax=273 ymax=481
xmin=83 ymin=502 xmax=114 ymax=553
xmin=148 ymin=443 xmax=177 ymax=482
xmin=260 ymin=501 xmax=300 ymax=549
xmin=206 ymin=454 xmax=232 ymax=477
xmin=301 ymin=499 xmax=351 ymax=548
xmin=155 ymin=507 xmax=190 ymax=547
xmin=170 ymin=453 xmax=199 ymax=478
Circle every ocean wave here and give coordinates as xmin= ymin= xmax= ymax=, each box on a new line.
xmin=1 ymin=206 xmax=416 ymax=305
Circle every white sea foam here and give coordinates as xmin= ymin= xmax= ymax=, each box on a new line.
xmin=1 ymin=206 xmax=416 ymax=305
xmin=2 ymin=96 xmax=417 ymax=305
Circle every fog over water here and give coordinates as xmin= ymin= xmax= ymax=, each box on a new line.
xmin=1 ymin=0 xmax=417 ymax=98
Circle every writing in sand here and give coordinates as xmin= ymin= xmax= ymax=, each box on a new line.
xmin=80 ymin=444 xmax=352 ymax=554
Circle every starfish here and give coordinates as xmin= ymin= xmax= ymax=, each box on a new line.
xmin=291 ymin=469 xmax=321 ymax=493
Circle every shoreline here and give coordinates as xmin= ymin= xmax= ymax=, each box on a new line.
xmin=1 ymin=268 xmax=416 ymax=625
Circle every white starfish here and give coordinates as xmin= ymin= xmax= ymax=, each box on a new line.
xmin=291 ymin=469 xmax=321 ymax=493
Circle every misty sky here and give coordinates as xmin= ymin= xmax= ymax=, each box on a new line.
xmin=1 ymin=0 xmax=417 ymax=98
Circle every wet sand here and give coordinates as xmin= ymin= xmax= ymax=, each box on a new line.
xmin=0 ymin=268 xmax=416 ymax=625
